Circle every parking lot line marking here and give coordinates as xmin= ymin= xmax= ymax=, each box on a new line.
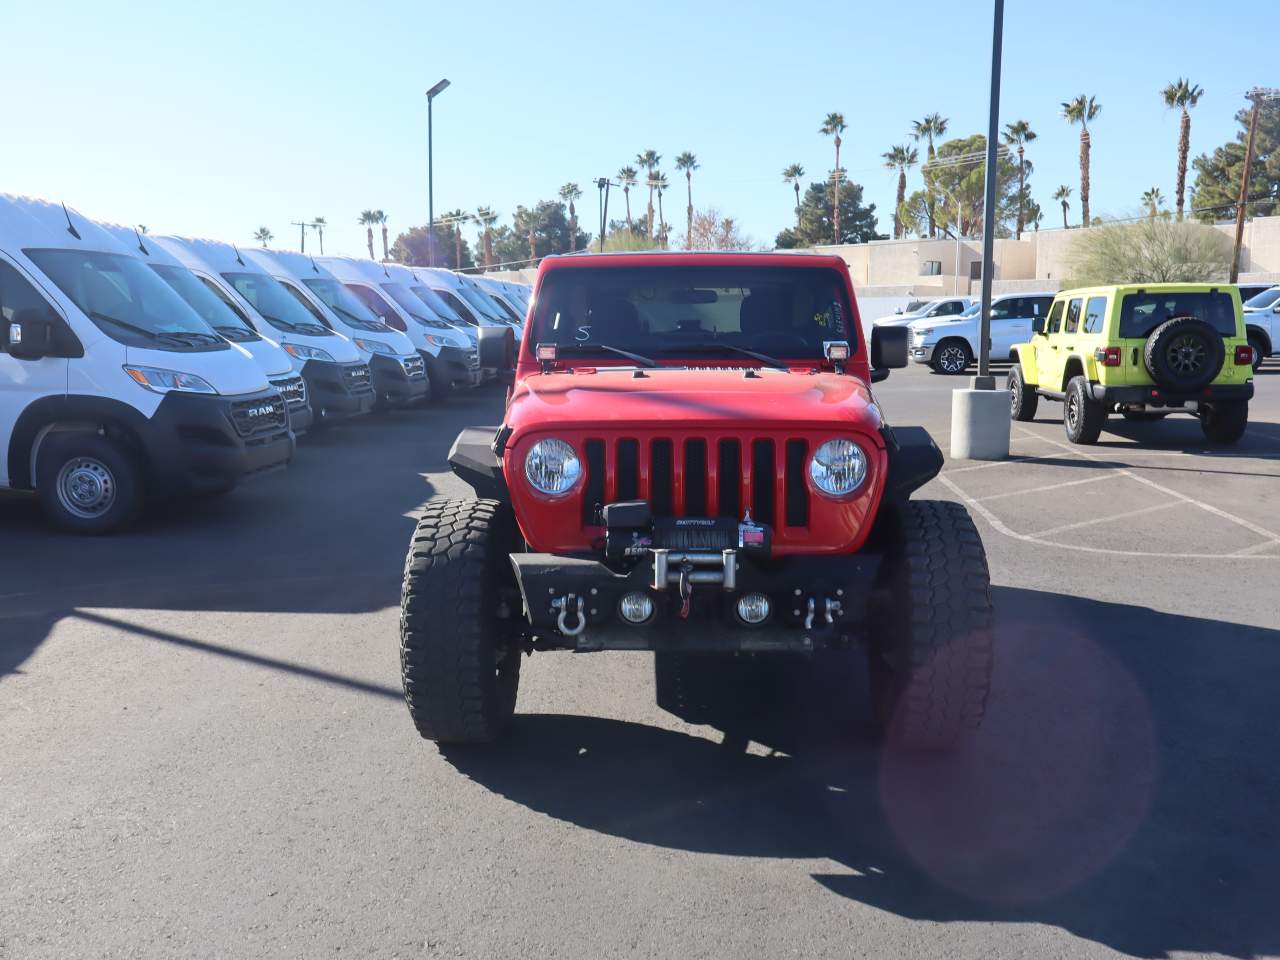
xmin=1027 ymin=500 xmax=1183 ymax=538
xmin=1231 ymin=539 xmax=1280 ymax=557
xmin=975 ymin=472 xmax=1121 ymax=502
xmin=1017 ymin=427 xmax=1280 ymax=545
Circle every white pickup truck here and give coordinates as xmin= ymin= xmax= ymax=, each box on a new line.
xmin=909 ymin=292 xmax=1055 ymax=374
xmin=1242 ymin=286 xmax=1280 ymax=371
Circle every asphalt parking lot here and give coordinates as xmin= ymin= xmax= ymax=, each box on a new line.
xmin=3 ymin=362 xmax=1279 ymax=959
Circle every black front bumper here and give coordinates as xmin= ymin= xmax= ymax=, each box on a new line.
xmin=300 ymin=359 xmax=376 ymax=421
xmin=1087 ymin=381 xmax=1254 ymax=406
xmin=509 ymin=550 xmax=881 ymax=652
xmin=141 ymin=387 xmax=294 ymax=494
xmin=426 ymin=344 xmax=479 ymax=388
xmin=370 ymin=353 xmax=429 ymax=408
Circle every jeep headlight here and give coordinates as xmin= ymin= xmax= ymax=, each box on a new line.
xmin=281 ymin=341 xmax=334 ymax=362
xmin=525 ymin=438 xmax=581 ymax=496
xmin=123 ymin=365 xmax=218 ymax=395
xmin=809 ymin=439 xmax=867 ymax=497
xmin=354 ymin=337 xmax=395 ymax=355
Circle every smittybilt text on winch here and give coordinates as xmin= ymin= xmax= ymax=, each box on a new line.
xmin=400 ymin=252 xmax=993 ymax=750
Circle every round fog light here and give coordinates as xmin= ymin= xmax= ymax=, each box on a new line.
xmin=736 ymin=593 xmax=771 ymax=625
xmin=619 ymin=592 xmax=655 ymax=624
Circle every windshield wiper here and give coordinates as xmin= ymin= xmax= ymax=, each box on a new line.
xmin=89 ymin=311 xmax=189 ymax=347
xmin=167 ymin=330 xmax=225 ymax=346
xmin=554 ymin=342 xmax=657 ymax=368
xmin=671 ymin=344 xmax=788 ymax=369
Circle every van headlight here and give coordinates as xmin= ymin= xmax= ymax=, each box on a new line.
xmin=123 ymin=365 xmax=218 ymax=395
xmin=281 ymin=342 xmax=334 ymax=362
xmin=354 ymin=337 xmax=394 ymax=355
xmin=525 ymin=439 xmax=581 ymax=496
xmin=809 ymin=439 xmax=867 ymax=497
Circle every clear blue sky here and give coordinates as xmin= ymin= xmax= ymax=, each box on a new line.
xmin=2 ymin=0 xmax=1266 ymax=260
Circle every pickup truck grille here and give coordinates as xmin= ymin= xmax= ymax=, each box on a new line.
xmin=579 ymin=435 xmax=810 ymax=531
xmin=230 ymin=395 xmax=288 ymax=437
xmin=269 ymin=375 xmax=307 ymax=410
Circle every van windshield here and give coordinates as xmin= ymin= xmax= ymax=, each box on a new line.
xmin=433 ymin=288 xmax=479 ymax=325
xmin=456 ymin=282 xmax=507 ymax=322
xmin=301 ymin=278 xmax=388 ymax=332
xmin=221 ymin=272 xmax=332 ymax=336
xmin=149 ymin=263 xmax=260 ymax=342
xmin=25 ymin=248 xmax=228 ymax=351
xmin=409 ymin=284 xmax=464 ymax=326
xmin=529 ymin=264 xmax=854 ymax=360
xmin=379 ymin=283 xmax=437 ymax=326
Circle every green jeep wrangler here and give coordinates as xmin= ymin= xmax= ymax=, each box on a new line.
xmin=1008 ymin=283 xmax=1254 ymax=445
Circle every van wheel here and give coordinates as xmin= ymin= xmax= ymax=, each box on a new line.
xmin=869 ymin=500 xmax=994 ymax=750
xmin=36 ymin=432 xmax=142 ymax=534
xmin=1064 ymin=376 xmax=1106 ymax=444
xmin=1200 ymin=399 xmax=1248 ymax=445
xmin=1008 ymin=365 xmax=1038 ymax=421
xmin=931 ymin=339 xmax=972 ymax=375
xmin=400 ymin=498 xmax=522 ymax=743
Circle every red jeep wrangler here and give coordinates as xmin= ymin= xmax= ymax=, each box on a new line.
xmin=400 ymin=253 xmax=993 ymax=750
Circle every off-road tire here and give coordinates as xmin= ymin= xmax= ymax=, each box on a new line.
xmin=931 ymin=339 xmax=973 ymax=375
xmin=36 ymin=432 xmax=142 ymax=535
xmin=1064 ymin=375 xmax=1106 ymax=444
xmin=1008 ymin=365 xmax=1038 ymax=421
xmin=1144 ymin=316 xmax=1225 ymax=392
xmin=400 ymin=498 xmax=522 ymax=743
xmin=869 ymin=500 xmax=993 ymax=751
xmin=1247 ymin=333 xmax=1267 ymax=373
xmin=1199 ymin=399 xmax=1248 ymax=445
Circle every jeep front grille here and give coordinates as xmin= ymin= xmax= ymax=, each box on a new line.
xmin=230 ymin=395 xmax=288 ymax=437
xmin=580 ymin=435 xmax=810 ymax=530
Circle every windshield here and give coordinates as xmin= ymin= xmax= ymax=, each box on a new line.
xmin=380 ymin=282 xmax=439 ymax=326
xmin=26 ymin=248 xmax=228 ymax=350
xmin=1244 ymin=287 xmax=1280 ymax=310
xmin=149 ymin=263 xmax=260 ymax=342
xmin=410 ymin=284 xmax=465 ymax=326
xmin=449 ymin=280 xmax=506 ymax=321
xmin=1118 ymin=291 xmax=1238 ymax=339
xmin=489 ymin=293 xmax=525 ymax=325
xmin=221 ymin=272 xmax=332 ymax=336
xmin=301 ymin=278 xmax=388 ymax=332
xmin=530 ymin=265 xmax=853 ymax=360
xmin=433 ymin=288 xmax=479 ymax=325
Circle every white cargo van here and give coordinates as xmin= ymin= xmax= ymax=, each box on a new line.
xmin=426 ymin=268 xmax=523 ymax=343
xmin=244 ymin=250 xmax=429 ymax=409
xmin=97 ymin=224 xmax=313 ymax=434
xmin=316 ymin=257 xmax=477 ymax=398
xmin=155 ymin=238 xmax=376 ymax=424
xmin=474 ymin=275 xmax=528 ymax=327
xmin=0 ymin=195 xmax=292 ymax=533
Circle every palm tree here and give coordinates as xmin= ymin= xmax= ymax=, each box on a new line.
xmin=675 ymin=152 xmax=699 ymax=249
xmin=253 ymin=227 xmax=273 ymax=247
xmin=475 ymin=205 xmax=498 ymax=268
xmin=881 ymin=144 xmax=919 ymax=239
xmin=312 ymin=216 xmax=327 ymax=254
xmin=1141 ymin=187 xmax=1165 ymax=219
xmin=137 ymin=224 xmax=148 ymax=234
xmin=653 ymin=172 xmax=670 ymax=248
xmin=1001 ymin=120 xmax=1037 ymax=239
xmin=617 ymin=166 xmax=638 ymax=233
xmin=782 ymin=164 xmax=805 ymax=225
xmin=373 ymin=210 xmax=389 ymax=260
xmin=1162 ymin=78 xmax=1204 ymax=221
xmin=558 ymin=183 xmax=582 ymax=253
xmin=820 ymin=112 xmax=847 ymax=243
xmin=1061 ymin=95 xmax=1102 ymax=226
xmin=358 ymin=210 xmax=378 ymax=259
xmin=636 ymin=150 xmax=660 ymax=237
xmin=441 ymin=209 xmax=470 ymax=266
xmin=911 ymin=113 xmax=949 ymax=237
xmin=1024 ymin=198 xmax=1044 ymax=233
xmin=1052 ymin=185 xmax=1072 ymax=229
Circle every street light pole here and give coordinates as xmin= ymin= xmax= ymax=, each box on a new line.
xmin=976 ymin=0 xmax=1004 ymax=387
xmin=426 ymin=78 xmax=451 ymax=268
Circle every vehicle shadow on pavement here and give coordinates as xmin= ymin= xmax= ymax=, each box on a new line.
xmin=444 ymin=586 xmax=1280 ymax=959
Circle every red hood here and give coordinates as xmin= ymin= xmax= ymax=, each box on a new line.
xmin=505 ymin=367 xmax=885 ymax=443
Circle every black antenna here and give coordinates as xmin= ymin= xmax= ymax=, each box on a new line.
xmin=232 ymin=244 xmax=245 ymax=266
xmin=61 ymin=202 xmax=81 ymax=240
xmin=382 ymin=262 xmax=390 ymax=278
xmin=310 ymin=256 xmax=319 ymax=273
xmin=132 ymin=227 xmax=149 ymax=256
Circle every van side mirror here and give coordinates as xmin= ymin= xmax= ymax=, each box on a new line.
xmin=477 ymin=325 xmax=515 ymax=384
xmin=870 ymin=325 xmax=908 ymax=376
xmin=6 ymin=309 xmax=59 ymax=360
xmin=1031 ymin=316 xmax=1046 ymax=335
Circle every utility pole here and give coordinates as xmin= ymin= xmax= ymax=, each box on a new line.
xmin=426 ymin=78 xmax=451 ymax=268
xmin=291 ymin=221 xmax=310 ymax=253
xmin=1231 ymin=88 xmax=1279 ymax=283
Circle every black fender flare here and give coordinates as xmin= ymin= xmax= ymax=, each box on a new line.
xmin=8 ymin=395 xmax=150 ymax=490
xmin=880 ymin=424 xmax=944 ymax=502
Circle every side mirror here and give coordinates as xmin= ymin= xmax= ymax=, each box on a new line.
xmin=870 ymin=324 xmax=908 ymax=372
xmin=6 ymin=309 xmax=57 ymax=360
xmin=478 ymin=325 xmax=515 ymax=384
xmin=1031 ymin=316 xmax=1046 ymax=335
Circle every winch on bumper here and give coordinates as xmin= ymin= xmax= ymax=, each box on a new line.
xmin=508 ymin=504 xmax=880 ymax=652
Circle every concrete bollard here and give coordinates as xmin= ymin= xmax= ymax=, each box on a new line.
xmin=950 ymin=387 xmax=1011 ymax=460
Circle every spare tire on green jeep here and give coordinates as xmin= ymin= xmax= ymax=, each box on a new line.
xmin=1144 ymin=316 xmax=1225 ymax=392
